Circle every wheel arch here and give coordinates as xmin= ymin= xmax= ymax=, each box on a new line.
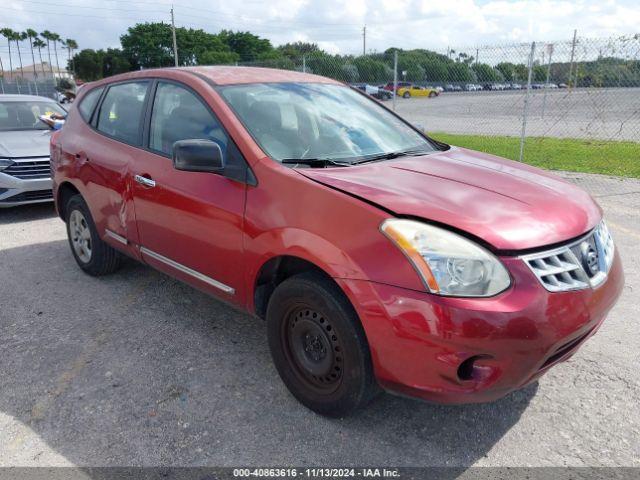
xmin=253 ymin=255 xmax=343 ymax=320
xmin=247 ymin=223 xmax=376 ymax=319
xmin=56 ymin=181 xmax=82 ymax=220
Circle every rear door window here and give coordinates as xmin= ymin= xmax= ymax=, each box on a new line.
xmin=78 ymin=87 xmax=104 ymax=122
xmin=96 ymin=81 xmax=149 ymax=145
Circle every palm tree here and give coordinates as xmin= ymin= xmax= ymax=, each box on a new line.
xmin=65 ymin=39 xmax=78 ymax=74
xmin=33 ymin=38 xmax=47 ymax=78
xmin=40 ymin=30 xmax=55 ymax=78
xmin=25 ymin=29 xmax=39 ymax=81
xmin=0 ymin=28 xmax=15 ymax=77
xmin=15 ymin=31 xmax=26 ymax=78
xmin=50 ymin=32 xmax=62 ymax=75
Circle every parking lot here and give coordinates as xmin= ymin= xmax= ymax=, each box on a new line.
xmin=0 ymin=171 xmax=638 ymax=468
xmin=396 ymin=88 xmax=640 ymax=141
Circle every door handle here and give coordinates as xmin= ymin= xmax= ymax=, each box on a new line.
xmin=135 ymin=174 xmax=156 ymax=188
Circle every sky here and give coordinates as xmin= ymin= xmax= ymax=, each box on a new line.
xmin=1 ymin=0 xmax=639 ymax=70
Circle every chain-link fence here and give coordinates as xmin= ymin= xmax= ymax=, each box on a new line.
xmin=223 ymin=34 xmax=639 ymax=176
xmin=2 ymin=33 xmax=637 ymax=177
xmin=0 ymin=77 xmax=58 ymax=99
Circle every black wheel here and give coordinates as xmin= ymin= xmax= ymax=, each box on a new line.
xmin=428 ymin=91 xmax=437 ymax=98
xmin=402 ymin=91 xmax=410 ymax=98
xmin=65 ymin=194 xmax=121 ymax=276
xmin=266 ymin=272 xmax=379 ymax=416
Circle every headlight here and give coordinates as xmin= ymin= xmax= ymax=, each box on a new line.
xmin=0 ymin=158 xmax=13 ymax=171
xmin=381 ymin=219 xmax=511 ymax=297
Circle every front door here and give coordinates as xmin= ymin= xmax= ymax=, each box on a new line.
xmin=131 ymin=81 xmax=247 ymax=306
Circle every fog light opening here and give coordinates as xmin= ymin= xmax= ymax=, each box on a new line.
xmin=457 ymin=355 xmax=491 ymax=382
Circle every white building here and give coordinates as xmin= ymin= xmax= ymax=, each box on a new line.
xmin=2 ymin=62 xmax=72 ymax=81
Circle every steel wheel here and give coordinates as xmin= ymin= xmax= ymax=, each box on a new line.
xmin=283 ymin=305 xmax=344 ymax=394
xmin=69 ymin=209 xmax=92 ymax=263
xmin=266 ymin=272 xmax=379 ymax=416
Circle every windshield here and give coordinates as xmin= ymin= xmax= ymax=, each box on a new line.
xmin=0 ymin=101 xmax=66 ymax=131
xmin=219 ymin=83 xmax=436 ymax=163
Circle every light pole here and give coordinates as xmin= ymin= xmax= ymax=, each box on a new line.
xmin=171 ymin=6 xmax=179 ymax=67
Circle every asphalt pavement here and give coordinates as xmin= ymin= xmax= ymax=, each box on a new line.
xmin=395 ymin=88 xmax=640 ymax=141
xmin=0 ymin=172 xmax=638 ymax=469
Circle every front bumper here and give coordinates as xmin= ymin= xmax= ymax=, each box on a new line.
xmin=337 ymin=250 xmax=624 ymax=404
xmin=0 ymin=166 xmax=53 ymax=208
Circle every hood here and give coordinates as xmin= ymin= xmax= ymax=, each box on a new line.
xmin=298 ymin=147 xmax=601 ymax=251
xmin=0 ymin=130 xmax=53 ymax=158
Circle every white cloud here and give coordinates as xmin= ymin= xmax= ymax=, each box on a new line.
xmin=1 ymin=0 xmax=638 ymax=71
xmin=317 ymin=41 xmax=342 ymax=54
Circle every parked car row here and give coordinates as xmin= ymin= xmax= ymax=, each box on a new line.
xmin=532 ymin=83 xmax=568 ymax=89
xmin=446 ymin=82 xmax=567 ymax=91
xmin=366 ymin=82 xmax=570 ymax=95
xmin=353 ymin=82 xmax=441 ymax=100
xmin=354 ymin=81 xmax=568 ymax=98
xmin=448 ymin=83 xmax=520 ymax=91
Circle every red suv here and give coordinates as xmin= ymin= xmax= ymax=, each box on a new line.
xmin=51 ymin=67 xmax=624 ymax=416
xmin=383 ymin=81 xmax=411 ymax=92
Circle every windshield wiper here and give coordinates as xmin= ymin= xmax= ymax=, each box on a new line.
xmin=351 ymin=149 xmax=433 ymax=165
xmin=281 ymin=158 xmax=351 ymax=168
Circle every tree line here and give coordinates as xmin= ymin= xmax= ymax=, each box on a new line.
xmin=69 ymin=23 xmax=278 ymax=81
xmin=5 ymin=21 xmax=637 ymax=90
xmin=0 ymin=28 xmax=78 ymax=80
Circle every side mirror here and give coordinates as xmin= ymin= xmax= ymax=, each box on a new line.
xmin=172 ymin=139 xmax=225 ymax=174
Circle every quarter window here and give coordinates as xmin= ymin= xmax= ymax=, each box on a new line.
xmin=96 ymin=82 xmax=149 ymax=145
xmin=149 ymin=82 xmax=228 ymax=157
xmin=78 ymin=87 xmax=104 ymax=122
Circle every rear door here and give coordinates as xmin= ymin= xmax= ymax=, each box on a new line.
xmin=130 ymin=80 xmax=249 ymax=305
xmin=65 ymin=81 xmax=150 ymax=251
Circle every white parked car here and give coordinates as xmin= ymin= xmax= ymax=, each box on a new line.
xmin=0 ymin=94 xmax=67 ymax=207
xmin=353 ymin=84 xmax=393 ymax=100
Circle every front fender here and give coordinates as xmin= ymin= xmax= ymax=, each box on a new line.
xmin=244 ymin=227 xmax=369 ymax=310
xmin=242 ymin=160 xmax=426 ymax=311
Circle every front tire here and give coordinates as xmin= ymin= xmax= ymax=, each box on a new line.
xmin=65 ymin=195 xmax=121 ymax=276
xmin=266 ymin=272 xmax=379 ymax=416
xmin=402 ymin=91 xmax=410 ymax=98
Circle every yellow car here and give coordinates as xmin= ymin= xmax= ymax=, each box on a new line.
xmin=397 ymin=85 xmax=439 ymax=98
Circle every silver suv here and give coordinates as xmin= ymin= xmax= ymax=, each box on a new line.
xmin=0 ymin=94 xmax=66 ymax=207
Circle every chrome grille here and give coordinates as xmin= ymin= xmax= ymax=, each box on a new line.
xmin=0 ymin=189 xmax=53 ymax=203
xmin=522 ymin=221 xmax=614 ymax=292
xmin=2 ymin=158 xmax=51 ymax=179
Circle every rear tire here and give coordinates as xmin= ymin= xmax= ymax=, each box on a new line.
xmin=65 ymin=195 xmax=121 ymax=276
xmin=402 ymin=91 xmax=410 ymax=98
xmin=428 ymin=91 xmax=437 ymax=98
xmin=266 ymin=272 xmax=379 ymax=417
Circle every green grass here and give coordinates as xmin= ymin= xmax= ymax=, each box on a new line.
xmin=429 ymin=133 xmax=640 ymax=178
